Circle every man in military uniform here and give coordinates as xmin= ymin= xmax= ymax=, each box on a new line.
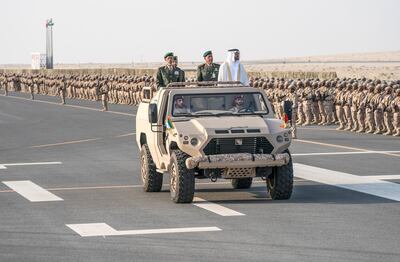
xmin=197 ymin=50 xmax=220 ymax=82
xmin=391 ymin=87 xmax=400 ymax=136
xmin=355 ymin=84 xmax=367 ymax=133
xmin=100 ymin=78 xmax=110 ymax=111
xmin=381 ymin=86 xmax=394 ymax=135
xmin=372 ymin=85 xmax=384 ymax=134
xmin=302 ymin=80 xmax=313 ymax=126
xmin=59 ymin=75 xmax=67 ymax=105
xmin=335 ymin=83 xmax=346 ymax=130
xmin=364 ymin=84 xmax=376 ymax=133
xmin=287 ymin=84 xmax=298 ymax=139
xmin=156 ymin=52 xmax=185 ymax=89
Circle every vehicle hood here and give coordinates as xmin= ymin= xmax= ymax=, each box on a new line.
xmin=173 ymin=116 xmax=270 ymax=135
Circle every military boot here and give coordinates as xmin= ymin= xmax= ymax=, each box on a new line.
xmin=351 ymin=123 xmax=359 ymax=132
xmin=383 ymin=130 xmax=392 ymax=136
xmin=366 ymin=128 xmax=375 ymax=134
xmin=336 ymin=124 xmax=345 ymax=130
xmin=356 ymin=126 xmax=365 ymax=133
xmin=373 ymin=128 xmax=382 ymax=135
xmin=344 ymin=123 xmax=353 ymax=131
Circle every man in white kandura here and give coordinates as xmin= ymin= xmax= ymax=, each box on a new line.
xmin=218 ymin=48 xmax=249 ymax=85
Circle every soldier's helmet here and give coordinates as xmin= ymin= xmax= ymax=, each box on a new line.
xmin=384 ymin=86 xmax=392 ymax=94
xmin=284 ymin=81 xmax=290 ymax=88
xmin=367 ymin=84 xmax=374 ymax=92
xmin=262 ymin=82 xmax=268 ymax=89
xmin=394 ymin=87 xmax=400 ymax=96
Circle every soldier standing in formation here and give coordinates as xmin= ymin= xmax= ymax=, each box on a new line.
xmin=59 ymin=75 xmax=67 ymax=105
xmin=99 ymin=78 xmax=110 ymax=111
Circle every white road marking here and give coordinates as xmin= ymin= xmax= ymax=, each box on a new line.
xmin=364 ymin=175 xmax=400 ymax=180
xmin=30 ymin=138 xmax=101 ymax=148
xmin=295 ymin=139 xmax=400 ymax=157
xmin=0 ymin=161 xmax=62 ymax=167
xmin=114 ymin=132 xmax=136 ymax=138
xmin=66 ymin=223 xmax=221 ymax=237
xmin=193 ymin=197 xmax=245 ymax=216
xmin=292 ymin=151 xmax=400 ymax=156
xmin=294 ymin=163 xmax=400 ymax=202
xmin=0 ymin=165 xmax=7 ymax=169
xmin=2 ymin=180 xmax=63 ymax=202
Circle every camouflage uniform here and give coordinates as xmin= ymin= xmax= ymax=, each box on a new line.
xmin=296 ymin=82 xmax=305 ymax=125
xmin=302 ymin=82 xmax=313 ymax=126
xmin=381 ymin=86 xmax=394 ymax=135
xmin=99 ymin=80 xmax=109 ymax=111
xmin=371 ymin=85 xmax=384 ymax=134
xmin=350 ymin=83 xmax=359 ymax=131
xmin=355 ymin=85 xmax=367 ymax=132
xmin=364 ymin=85 xmax=376 ymax=133
xmin=287 ymin=85 xmax=298 ymax=139
xmin=335 ymin=84 xmax=346 ymax=130
xmin=391 ymin=88 xmax=400 ymax=136
xmin=311 ymin=82 xmax=321 ymax=124
xmin=59 ymin=76 xmax=67 ymax=105
xmin=343 ymin=84 xmax=353 ymax=130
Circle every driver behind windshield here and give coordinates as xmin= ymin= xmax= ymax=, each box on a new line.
xmin=174 ymin=96 xmax=190 ymax=114
xmin=230 ymin=95 xmax=245 ymax=113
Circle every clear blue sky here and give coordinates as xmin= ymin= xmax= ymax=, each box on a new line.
xmin=1 ymin=0 xmax=399 ymax=64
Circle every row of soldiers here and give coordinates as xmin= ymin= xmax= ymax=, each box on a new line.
xmin=0 ymin=73 xmax=157 ymax=110
xmin=1 ymin=72 xmax=399 ymax=136
xmin=251 ymin=77 xmax=400 ymax=137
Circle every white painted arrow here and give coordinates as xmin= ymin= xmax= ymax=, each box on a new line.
xmin=66 ymin=223 xmax=221 ymax=237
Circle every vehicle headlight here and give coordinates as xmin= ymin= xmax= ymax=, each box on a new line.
xmin=276 ymin=135 xmax=283 ymax=143
xmin=190 ymin=137 xmax=199 ymax=146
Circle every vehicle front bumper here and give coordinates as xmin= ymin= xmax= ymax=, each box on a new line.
xmin=185 ymin=153 xmax=290 ymax=169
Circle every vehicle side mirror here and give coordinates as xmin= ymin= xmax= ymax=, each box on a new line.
xmin=149 ymin=104 xmax=158 ymax=124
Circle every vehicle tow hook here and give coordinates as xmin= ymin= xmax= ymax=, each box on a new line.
xmin=210 ymin=176 xmax=218 ymax=182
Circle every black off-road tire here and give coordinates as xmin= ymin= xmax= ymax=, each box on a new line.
xmin=267 ymin=150 xmax=293 ymax=200
xmin=169 ymin=150 xmax=195 ymax=203
xmin=140 ymin=144 xmax=163 ymax=192
xmin=231 ymin=177 xmax=253 ymax=189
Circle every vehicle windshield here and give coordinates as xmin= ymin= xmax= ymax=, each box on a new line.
xmin=172 ymin=92 xmax=269 ymax=117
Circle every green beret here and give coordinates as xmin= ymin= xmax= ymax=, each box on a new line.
xmin=164 ymin=52 xmax=174 ymax=59
xmin=203 ymin=50 xmax=212 ymax=57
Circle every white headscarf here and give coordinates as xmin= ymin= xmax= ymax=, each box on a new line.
xmin=218 ymin=49 xmax=249 ymax=85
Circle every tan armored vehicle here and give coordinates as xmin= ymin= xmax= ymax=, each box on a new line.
xmin=136 ymin=81 xmax=293 ymax=203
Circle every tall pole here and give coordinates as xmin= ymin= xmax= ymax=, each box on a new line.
xmin=46 ymin=19 xmax=54 ymax=69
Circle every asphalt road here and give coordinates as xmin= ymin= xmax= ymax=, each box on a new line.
xmin=1 ymin=92 xmax=400 ymax=262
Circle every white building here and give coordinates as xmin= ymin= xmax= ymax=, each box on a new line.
xmin=31 ymin=53 xmax=46 ymax=69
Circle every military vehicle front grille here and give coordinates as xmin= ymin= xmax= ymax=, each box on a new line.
xmin=203 ymin=137 xmax=274 ymax=155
